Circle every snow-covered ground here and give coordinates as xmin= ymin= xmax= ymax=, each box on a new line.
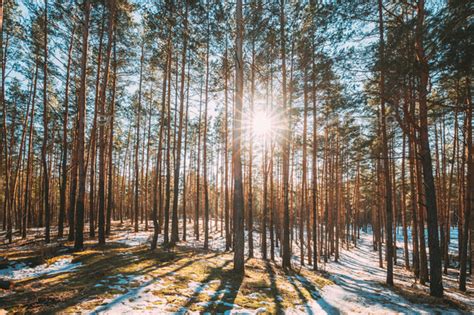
xmin=0 ymin=256 xmax=80 ymax=281
xmin=96 ymin=220 xmax=471 ymax=314
xmin=1 ymin=219 xmax=471 ymax=314
xmin=318 ymin=232 xmax=464 ymax=314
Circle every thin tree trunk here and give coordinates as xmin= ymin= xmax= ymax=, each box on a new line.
xmin=280 ymin=0 xmax=291 ymax=270
xmin=233 ymin=0 xmax=245 ymax=273
xmin=459 ymin=78 xmax=472 ymax=291
xmin=74 ymin=0 xmax=91 ymax=250
xmin=23 ymin=64 xmax=38 ymax=239
xmin=88 ymin=14 xmax=106 ymax=238
xmin=378 ymin=0 xmax=393 ymax=285
xmin=203 ymin=7 xmax=210 ymax=250
xmin=171 ymin=1 xmax=188 ymax=245
xmin=134 ymin=40 xmax=144 ymax=234
xmin=312 ymin=48 xmax=318 ymax=270
xmin=42 ymin=0 xmax=51 ymax=243
xmin=224 ymin=35 xmax=231 ymax=251
xmin=106 ymin=38 xmax=117 ymax=236
xmin=98 ymin=0 xmax=115 ymax=245
xmin=58 ymin=26 xmax=75 ymax=238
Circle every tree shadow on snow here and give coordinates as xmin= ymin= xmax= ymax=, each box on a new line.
xmin=175 ymin=259 xmax=234 ymax=312
xmin=203 ymin=268 xmax=244 ymax=313
xmin=287 ymin=271 xmax=340 ymax=315
xmin=265 ymin=261 xmax=284 ymax=313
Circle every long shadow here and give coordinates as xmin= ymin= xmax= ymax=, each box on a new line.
xmin=324 ymin=273 xmax=423 ymax=314
xmin=91 ymin=253 xmax=218 ymax=313
xmin=176 ymin=259 xmax=232 ymax=312
xmin=203 ymin=268 xmax=244 ymax=313
xmin=265 ymin=261 xmax=283 ymax=314
xmin=1 ymin=244 xmax=219 ymax=313
xmin=287 ymin=272 xmax=316 ymax=314
xmin=89 ymin=250 xmax=222 ymax=313
xmin=293 ymin=273 xmax=340 ymax=315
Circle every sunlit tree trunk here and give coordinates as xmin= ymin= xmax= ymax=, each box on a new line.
xmin=133 ymin=41 xmax=144 ymax=234
xmin=203 ymin=9 xmax=210 ymax=250
xmin=224 ymin=36 xmax=231 ymax=251
xmin=171 ymin=1 xmax=188 ymax=245
xmin=182 ymin=59 xmax=190 ymax=241
xmin=88 ymin=15 xmax=105 ymax=239
xmin=311 ymin=48 xmax=318 ymax=270
xmin=106 ymin=39 xmax=117 ymax=236
xmin=58 ymin=26 xmax=75 ymax=238
xmin=195 ymin=77 xmax=202 ymax=241
xmin=74 ymin=0 xmax=91 ymax=250
xmin=280 ymin=0 xmax=291 ymax=270
xmin=163 ymin=30 xmax=173 ymax=245
xmin=301 ymin=67 xmax=308 ymax=266
xmin=247 ymin=41 xmax=255 ymax=258
xmin=23 ymin=65 xmax=38 ymax=239
xmin=233 ymin=0 xmax=245 ymax=273
xmin=42 ymin=0 xmax=51 ymax=244
xmin=378 ymin=0 xmax=393 ymax=285
xmin=459 ymin=78 xmax=472 ymax=291
xmin=98 ymin=0 xmax=115 ymax=245
xmin=151 ymin=32 xmax=170 ymax=250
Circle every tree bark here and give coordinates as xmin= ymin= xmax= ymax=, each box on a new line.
xmin=378 ymin=0 xmax=393 ymax=285
xmin=280 ymin=0 xmax=291 ymax=270
xmin=58 ymin=26 xmax=75 ymax=238
xmin=42 ymin=0 xmax=51 ymax=244
xmin=98 ymin=0 xmax=115 ymax=245
xmin=415 ymin=0 xmax=443 ymax=297
xmin=74 ymin=0 xmax=91 ymax=251
xmin=171 ymin=1 xmax=188 ymax=245
xmin=233 ymin=0 xmax=245 ymax=273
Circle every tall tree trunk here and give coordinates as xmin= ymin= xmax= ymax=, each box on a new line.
xmin=444 ymin=111 xmax=458 ymax=273
xmin=415 ymin=0 xmax=443 ymax=297
xmin=171 ymin=1 xmax=188 ymax=245
xmin=23 ymin=65 xmax=38 ymax=239
xmin=203 ymin=7 xmax=211 ymax=250
xmin=134 ymin=41 xmax=144 ymax=234
xmin=88 ymin=15 xmax=105 ymax=238
xmin=58 ymin=26 xmax=75 ymax=238
xmin=163 ymin=30 xmax=173 ymax=245
xmin=182 ymin=59 xmax=190 ymax=241
xmin=195 ymin=78 xmax=203 ymax=241
xmin=401 ymin=133 xmax=410 ymax=269
xmin=98 ymin=0 xmax=115 ymax=245
xmin=459 ymin=78 xmax=472 ymax=291
xmin=106 ymin=38 xmax=117 ymax=236
xmin=42 ymin=0 xmax=51 ymax=244
xmin=75 ymin=0 xmax=91 ymax=250
xmin=247 ymin=41 xmax=255 ymax=258
xmin=280 ymin=0 xmax=291 ymax=270
xmin=312 ymin=46 xmax=318 ymax=270
xmin=151 ymin=28 xmax=171 ymax=249
xmin=224 ymin=35 xmax=231 ymax=251
xmin=233 ymin=0 xmax=245 ymax=273
xmin=105 ymin=35 xmax=117 ymax=235
xmin=301 ymin=67 xmax=308 ymax=266
xmin=378 ymin=0 xmax=393 ymax=285
xmin=0 ymin=0 xmax=11 ymax=242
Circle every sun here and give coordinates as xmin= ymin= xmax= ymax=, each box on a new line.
xmin=252 ymin=110 xmax=273 ymax=137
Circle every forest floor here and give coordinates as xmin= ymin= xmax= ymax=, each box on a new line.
xmin=0 ymin=221 xmax=472 ymax=314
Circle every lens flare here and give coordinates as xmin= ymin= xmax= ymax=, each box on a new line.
xmin=252 ymin=110 xmax=272 ymax=137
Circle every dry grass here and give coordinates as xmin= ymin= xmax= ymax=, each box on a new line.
xmin=0 ymin=234 xmax=332 ymax=314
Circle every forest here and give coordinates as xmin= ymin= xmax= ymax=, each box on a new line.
xmin=0 ymin=0 xmax=472 ymax=313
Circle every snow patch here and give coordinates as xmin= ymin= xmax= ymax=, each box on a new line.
xmin=0 ymin=256 xmax=81 ymax=281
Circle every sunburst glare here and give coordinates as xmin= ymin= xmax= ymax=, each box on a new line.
xmin=252 ymin=110 xmax=273 ymax=137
